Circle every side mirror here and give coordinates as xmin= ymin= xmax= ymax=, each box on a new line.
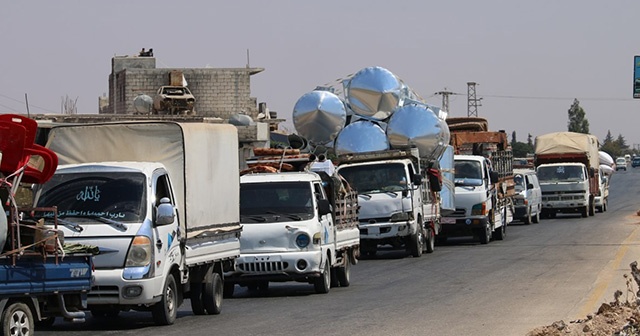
xmin=412 ymin=174 xmax=423 ymax=185
xmin=589 ymin=167 xmax=595 ymax=178
xmin=490 ymin=171 xmax=499 ymax=183
xmin=527 ymin=183 xmax=534 ymax=189
xmin=317 ymin=199 xmax=331 ymax=217
xmin=155 ymin=197 xmax=175 ymax=226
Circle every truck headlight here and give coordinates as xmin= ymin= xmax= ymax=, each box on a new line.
xmin=126 ymin=236 xmax=152 ymax=267
xmin=471 ymin=202 xmax=486 ymax=216
xmin=390 ymin=212 xmax=413 ymax=222
xmin=295 ymin=233 xmax=310 ymax=248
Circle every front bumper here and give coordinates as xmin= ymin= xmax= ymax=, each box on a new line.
xmin=440 ymin=216 xmax=489 ymax=236
xmin=88 ymin=268 xmax=164 ymax=306
xmin=358 ymin=220 xmax=415 ymax=240
xmin=225 ymin=251 xmax=323 ymax=283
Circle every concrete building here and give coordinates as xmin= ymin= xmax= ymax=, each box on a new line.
xmin=106 ymin=53 xmax=267 ymax=121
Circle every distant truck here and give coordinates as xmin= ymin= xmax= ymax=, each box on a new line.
xmin=152 ymin=86 xmax=196 ymax=115
xmin=34 ymin=122 xmax=242 ymax=325
xmin=440 ymin=118 xmax=515 ymax=244
xmin=225 ymin=156 xmax=359 ymax=295
xmin=336 ymin=148 xmax=441 ymax=257
xmin=534 ymin=132 xmax=600 ymax=218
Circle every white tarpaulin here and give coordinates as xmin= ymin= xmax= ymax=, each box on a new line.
xmin=534 ymin=132 xmax=600 ymax=169
xmin=45 ymin=121 xmax=240 ymax=239
xmin=599 ymin=151 xmax=614 ymax=167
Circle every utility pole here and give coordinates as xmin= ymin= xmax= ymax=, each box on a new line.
xmin=467 ymin=82 xmax=482 ymax=117
xmin=434 ymin=88 xmax=457 ymax=113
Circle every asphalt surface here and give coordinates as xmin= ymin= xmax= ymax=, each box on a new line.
xmin=42 ymin=167 xmax=640 ymax=336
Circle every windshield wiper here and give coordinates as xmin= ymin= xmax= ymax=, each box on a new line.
xmin=240 ymin=214 xmax=267 ymax=222
xmin=265 ymin=211 xmax=303 ymax=221
xmin=44 ymin=217 xmax=84 ymax=233
xmin=68 ymin=216 xmax=127 ymax=231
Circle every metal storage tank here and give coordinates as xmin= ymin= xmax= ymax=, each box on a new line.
xmin=345 ymin=66 xmax=404 ymax=120
xmin=334 ymin=120 xmax=389 ymax=155
xmin=386 ymin=104 xmax=450 ymax=161
xmin=293 ymin=90 xmax=347 ymax=145
xmin=438 ymin=145 xmax=456 ymax=216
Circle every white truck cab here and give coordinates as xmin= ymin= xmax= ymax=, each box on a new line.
xmin=225 ymin=171 xmax=359 ymax=295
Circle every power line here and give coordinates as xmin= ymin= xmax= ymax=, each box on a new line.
xmin=481 ymin=94 xmax=635 ymax=102
xmin=0 ymin=93 xmax=59 ymax=113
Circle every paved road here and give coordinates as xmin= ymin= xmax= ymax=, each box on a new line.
xmin=43 ymin=167 xmax=640 ymax=336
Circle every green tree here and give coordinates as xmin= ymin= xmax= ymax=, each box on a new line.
xmin=600 ymin=130 xmax=620 ymax=158
xmin=567 ymin=98 xmax=589 ymax=134
xmin=615 ymin=134 xmax=628 ymax=152
xmin=527 ymin=133 xmax=533 ymax=148
xmin=511 ymin=131 xmax=517 ymax=144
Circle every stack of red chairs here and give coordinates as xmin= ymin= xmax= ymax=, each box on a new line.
xmin=0 ymin=114 xmax=58 ymax=185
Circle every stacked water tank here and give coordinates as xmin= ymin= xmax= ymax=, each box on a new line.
xmin=292 ymin=66 xmax=455 ymax=212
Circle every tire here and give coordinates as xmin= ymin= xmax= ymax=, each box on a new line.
xmin=479 ymin=222 xmax=491 ymax=244
xmin=330 ymin=268 xmax=340 ymax=288
xmin=152 ymin=274 xmax=178 ymax=325
xmin=190 ymin=281 xmax=205 ymax=315
xmin=581 ymin=206 xmax=588 ymax=218
xmin=408 ymin=226 xmax=424 ymax=258
xmin=203 ymin=272 xmax=223 ymax=315
xmin=425 ymin=228 xmax=435 ymax=253
xmin=603 ymin=199 xmax=608 ymax=212
xmin=523 ymin=207 xmax=532 ymax=224
xmin=336 ymin=258 xmax=351 ymax=287
xmin=313 ymin=259 xmax=331 ymax=294
xmin=2 ymin=302 xmax=34 ymax=336
xmin=223 ymin=282 xmax=235 ymax=298
xmin=588 ymin=199 xmax=595 ymax=216
xmin=532 ymin=207 xmax=540 ymax=223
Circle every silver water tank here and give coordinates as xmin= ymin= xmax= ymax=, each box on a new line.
xmin=293 ymin=90 xmax=346 ymax=145
xmin=334 ymin=120 xmax=389 ymax=155
xmin=438 ymin=145 xmax=456 ymax=216
xmin=346 ymin=66 xmax=404 ymax=120
xmin=386 ymin=104 xmax=450 ymax=160
xmin=133 ymin=94 xmax=153 ymax=114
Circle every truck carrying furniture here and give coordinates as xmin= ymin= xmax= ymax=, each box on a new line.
xmin=534 ymin=131 xmax=600 ymax=218
xmin=440 ymin=117 xmax=515 ymax=244
xmin=33 ymin=121 xmax=242 ymax=325
xmin=336 ymin=148 xmax=442 ymax=257
xmin=225 ymin=149 xmax=359 ymax=295
xmin=0 ymin=114 xmax=93 ymax=336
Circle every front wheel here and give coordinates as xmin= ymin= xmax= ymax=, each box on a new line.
xmin=2 ymin=302 xmax=33 ymax=336
xmin=408 ymin=226 xmax=424 ymax=258
xmin=581 ymin=206 xmax=588 ymax=218
xmin=532 ymin=207 xmax=540 ymax=223
xmin=152 ymin=274 xmax=178 ymax=325
xmin=588 ymin=199 xmax=595 ymax=216
xmin=313 ymin=259 xmax=331 ymax=294
xmin=479 ymin=222 xmax=491 ymax=244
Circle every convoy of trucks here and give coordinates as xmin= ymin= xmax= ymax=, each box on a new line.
xmin=34 ymin=121 xmax=242 ymax=325
xmin=440 ymin=118 xmax=515 ymax=244
xmin=0 ymin=99 xmax=618 ymax=333
xmin=534 ymin=132 xmax=600 ymax=218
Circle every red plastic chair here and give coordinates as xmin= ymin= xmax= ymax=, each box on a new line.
xmin=0 ymin=120 xmax=28 ymax=176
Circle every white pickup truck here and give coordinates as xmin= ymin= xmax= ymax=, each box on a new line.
xmin=34 ymin=122 xmax=241 ymax=325
xmin=225 ymin=170 xmax=359 ymax=295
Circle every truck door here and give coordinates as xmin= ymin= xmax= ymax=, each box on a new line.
xmin=152 ymin=172 xmax=181 ymax=277
xmin=314 ymin=182 xmax=335 ymax=250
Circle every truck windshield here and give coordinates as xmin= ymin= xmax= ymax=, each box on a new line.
xmin=240 ymin=182 xmax=314 ymax=223
xmin=537 ymin=165 xmax=584 ymax=182
xmin=35 ymin=172 xmax=147 ymax=222
xmin=338 ymin=163 xmax=407 ymax=194
xmin=454 ymin=160 xmax=483 ymax=186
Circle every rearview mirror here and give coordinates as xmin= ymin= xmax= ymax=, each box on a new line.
xmin=317 ymin=199 xmax=331 ymax=216
xmin=156 ymin=197 xmax=175 ymax=226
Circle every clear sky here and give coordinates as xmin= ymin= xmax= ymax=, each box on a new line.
xmin=2 ymin=1 xmax=639 ymax=147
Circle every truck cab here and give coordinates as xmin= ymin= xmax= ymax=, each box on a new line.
xmin=225 ymin=171 xmax=359 ymax=295
xmin=441 ymin=155 xmax=510 ymax=244
xmin=537 ymin=162 xmax=592 ymax=218
xmin=337 ymin=149 xmax=438 ymax=258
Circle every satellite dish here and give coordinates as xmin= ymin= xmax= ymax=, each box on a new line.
xmin=133 ymin=94 xmax=153 ymax=114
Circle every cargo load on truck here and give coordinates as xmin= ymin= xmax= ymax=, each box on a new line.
xmin=534 ymin=131 xmax=600 ymax=218
xmin=440 ymin=117 xmax=515 ymax=244
xmin=0 ymin=114 xmax=94 ymax=335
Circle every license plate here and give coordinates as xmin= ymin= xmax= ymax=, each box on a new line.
xmin=441 ymin=217 xmax=456 ymax=224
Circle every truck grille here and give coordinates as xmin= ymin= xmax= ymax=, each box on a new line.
xmin=238 ymin=261 xmax=288 ymax=273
